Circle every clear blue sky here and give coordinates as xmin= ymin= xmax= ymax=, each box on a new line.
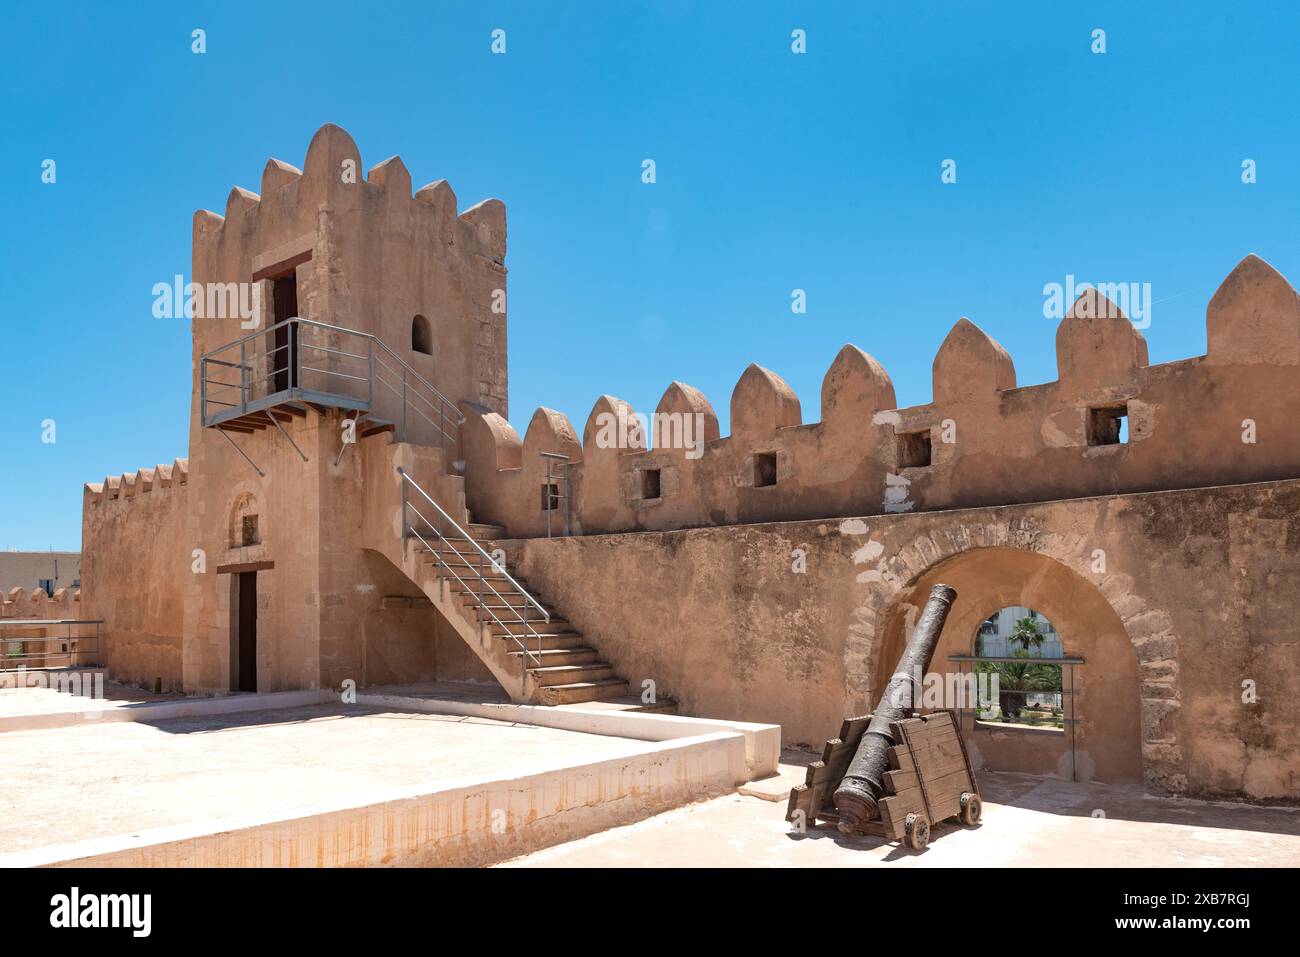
xmin=3 ymin=2 xmax=1298 ymax=550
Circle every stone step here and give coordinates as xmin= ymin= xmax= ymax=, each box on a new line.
xmin=507 ymin=646 xmax=599 ymax=667
xmin=489 ymin=616 xmax=573 ymax=634
xmin=454 ymin=591 xmax=549 ymax=611
xmin=539 ymin=678 xmax=630 ymax=705
xmin=421 ymin=552 xmax=510 ymax=573
xmin=561 ymin=694 xmax=681 ymax=715
xmin=446 ymin=576 xmax=528 ymax=591
xmin=468 ymin=522 xmax=507 ymax=540
xmin=496 ymin=632 xmax=586 ymax=651
xmin=528 ymin=663 xmax=618 ymax=687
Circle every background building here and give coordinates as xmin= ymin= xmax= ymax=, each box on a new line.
xmin=976 ymin=606 xmax=1063 ymax=658
xmin=0 ymin=550 xmax=80 ymax=597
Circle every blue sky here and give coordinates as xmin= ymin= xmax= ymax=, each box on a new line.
xmin=3 ymin=1 xmax=1299 ymax=550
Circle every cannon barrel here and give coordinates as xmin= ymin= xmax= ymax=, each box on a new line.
xmin=834 ymin=583 xmax=957 ymax=833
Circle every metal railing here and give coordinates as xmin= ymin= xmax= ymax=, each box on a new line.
xmin=0 ymin=619 xmax=103 ymax=669
xmin=540 ymin=451 xmax=572 ymax=538
xmin=200 ymin=317 xmax=464 ymax=449
xmin=397 ymin=467 xmax=547 ymax=694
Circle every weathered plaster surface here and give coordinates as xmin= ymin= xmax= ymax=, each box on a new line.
xmin=512 ymin=479 xmax=1300 ymax=803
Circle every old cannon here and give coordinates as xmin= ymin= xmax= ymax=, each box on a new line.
xmin=786 ymin=583 xmax=981 ymax=850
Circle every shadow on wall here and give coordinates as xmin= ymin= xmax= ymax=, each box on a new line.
xmin=875 ymin=547 xmax=1143 ymax=785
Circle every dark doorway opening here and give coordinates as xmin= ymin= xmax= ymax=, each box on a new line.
xmin=272 ymin=274 xmax=299 ymax=393
xmin=236 ymin=571 xmax=258 ymax=692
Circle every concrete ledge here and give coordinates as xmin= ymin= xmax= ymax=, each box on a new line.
xmin=1 ymin=732 xmax=746 ymax=868
xmin=357 ymin=691 xmax=783 ymax=779
xmin=0 ymin=689 xmax=335 ymax=734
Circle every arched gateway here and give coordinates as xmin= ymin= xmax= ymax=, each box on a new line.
xmin=872 ymin=545 xmax=1162 ymax=785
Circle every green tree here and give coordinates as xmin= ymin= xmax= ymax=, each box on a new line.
xmin=989 ymin=654 xmax=1060 ymax=721
xmin=1008 ymin=616 xmax=1047 ymax=655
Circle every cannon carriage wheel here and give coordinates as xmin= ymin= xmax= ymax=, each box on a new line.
xmin=959 ymin=791 xmax=982 ymax=826
xmin=904 ymin=812 xmax=931 ymax=850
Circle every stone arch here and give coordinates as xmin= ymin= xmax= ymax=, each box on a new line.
xmin=849 ymin=523 xmax=1183 ymax=791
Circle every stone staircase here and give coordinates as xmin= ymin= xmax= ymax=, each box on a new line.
xmin=419 ymin=521 xmax=668 ymax=708
xmin=362 ymin=439 xmax=673 ymax=711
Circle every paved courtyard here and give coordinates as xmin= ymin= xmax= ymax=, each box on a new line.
xmin=500 ymin=768 xmax=1300 ymax=868
xmin=0 ymin=702 xmax=650 ymax=855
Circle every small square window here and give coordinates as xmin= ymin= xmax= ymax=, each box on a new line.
xmin=641 ymin=468 xmax=662 ymax=500
xmin=241 ymin=515 xmax=259 ymax=547
xmin=753 ymin=452 xmax=778 ymax=488
xmin=898 ymin=430 xmax=932 ymax=468
xmin=540 ymin=483 xmax=560 ymax=511
xmin=1087 ymin=405 xmax=1128 ymax=446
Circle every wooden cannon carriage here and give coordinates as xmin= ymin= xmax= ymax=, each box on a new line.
xmin=786 ymin=710 xmax=981 ymax=850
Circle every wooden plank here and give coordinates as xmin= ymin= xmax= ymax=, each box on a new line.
xmin=909 ymin=734 xmax=968 ymax=779
xmin=837 ymin=715 xmax=871 ymax=746
xmin=819 ymin=738 xmax=843 ymax=764
xmin=880 ymin=767 xmax=973 ymax=825
xmin=888 ymin=747 xmax=915 ymax=774
xmin=785 ymin=713 xmax=873 ymax=826
xmin=878 ymin=789 xmax=925 ymax=834
xmin=214 ymin=560 xmax=276 ymax=575
xmin=808 ymin=779 xmax=836 ymax=819
xmin=884 ymin=767 xmax=916 ymax=792
xmin=890 ymin=717 xmax=958 ymax=747
xmin=807 ymin=760 xmax=848 ymax=785
xmin=786 ymin=784 xmax=811 ymax=822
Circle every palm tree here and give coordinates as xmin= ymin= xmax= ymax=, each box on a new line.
xmin=991 ymin=655 xmax=1060 ymax=721
xmin=1008 ymin=616 xmax=1046 ymax=655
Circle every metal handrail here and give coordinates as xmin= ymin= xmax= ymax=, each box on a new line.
xmin=199 ymin=317 xmax=465 ymax=449
xmin=1 ymin=618 xmax=103 ymax=669
xmin=396 ymin=468 xmax=548 ymax=693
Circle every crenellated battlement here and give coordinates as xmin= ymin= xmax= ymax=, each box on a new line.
xmin=462 ymin=254 xmax=1300 ymax=537
xmin=193 ymin=126 xmax=507 ymax=269
xmin=1 ymin=586 xmax=80 ymax=619
xmin=84 ymin=459 xmax=189 ymax=507
xmin=188 ymin=123 xmax=510 ymax=421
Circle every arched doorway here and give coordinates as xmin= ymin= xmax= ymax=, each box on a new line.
xmin=874 ymin=547 xmax=1143 ymax=783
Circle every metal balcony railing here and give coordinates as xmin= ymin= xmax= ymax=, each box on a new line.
xmin=200 ymin=318 xmax=463 ymax=449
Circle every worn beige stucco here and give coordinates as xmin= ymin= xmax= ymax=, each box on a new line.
xmin=76 ymin=124 xmax=1300 ymax=806
xmin=463 ymin=258 xmax=1300 ymax=537
xmin=508 ymin=479 xmax=1300 ymax=803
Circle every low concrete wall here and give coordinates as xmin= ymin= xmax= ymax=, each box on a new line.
xmin=2 ymin=688 xmax=781 ymax=867
xmin=6 ymin=731 xmax=746 ymax=868
xmin=0 ymin=689 xmax=335 ymax=734
xmin=358 ymin=691 xmax=781 ymax=779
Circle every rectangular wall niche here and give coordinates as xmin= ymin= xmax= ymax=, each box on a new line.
xmin=898 ymin=430 xmax=932 ymax=468
xmin=540 ymin=483 xmax=560 ymax=511
xmin=753 ymin=452 xmax=778 ymax=488
xmin=1087 ymin=404 xmax=1129 ymax=446
xmin=641 ymin=468 xmax=662 ymax=501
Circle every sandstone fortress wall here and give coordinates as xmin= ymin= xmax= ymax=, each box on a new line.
xmin=460 ymin=254 xmax=1300 ymax=537
xmin=78 ymin=125 xmax=1300 ymax=804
